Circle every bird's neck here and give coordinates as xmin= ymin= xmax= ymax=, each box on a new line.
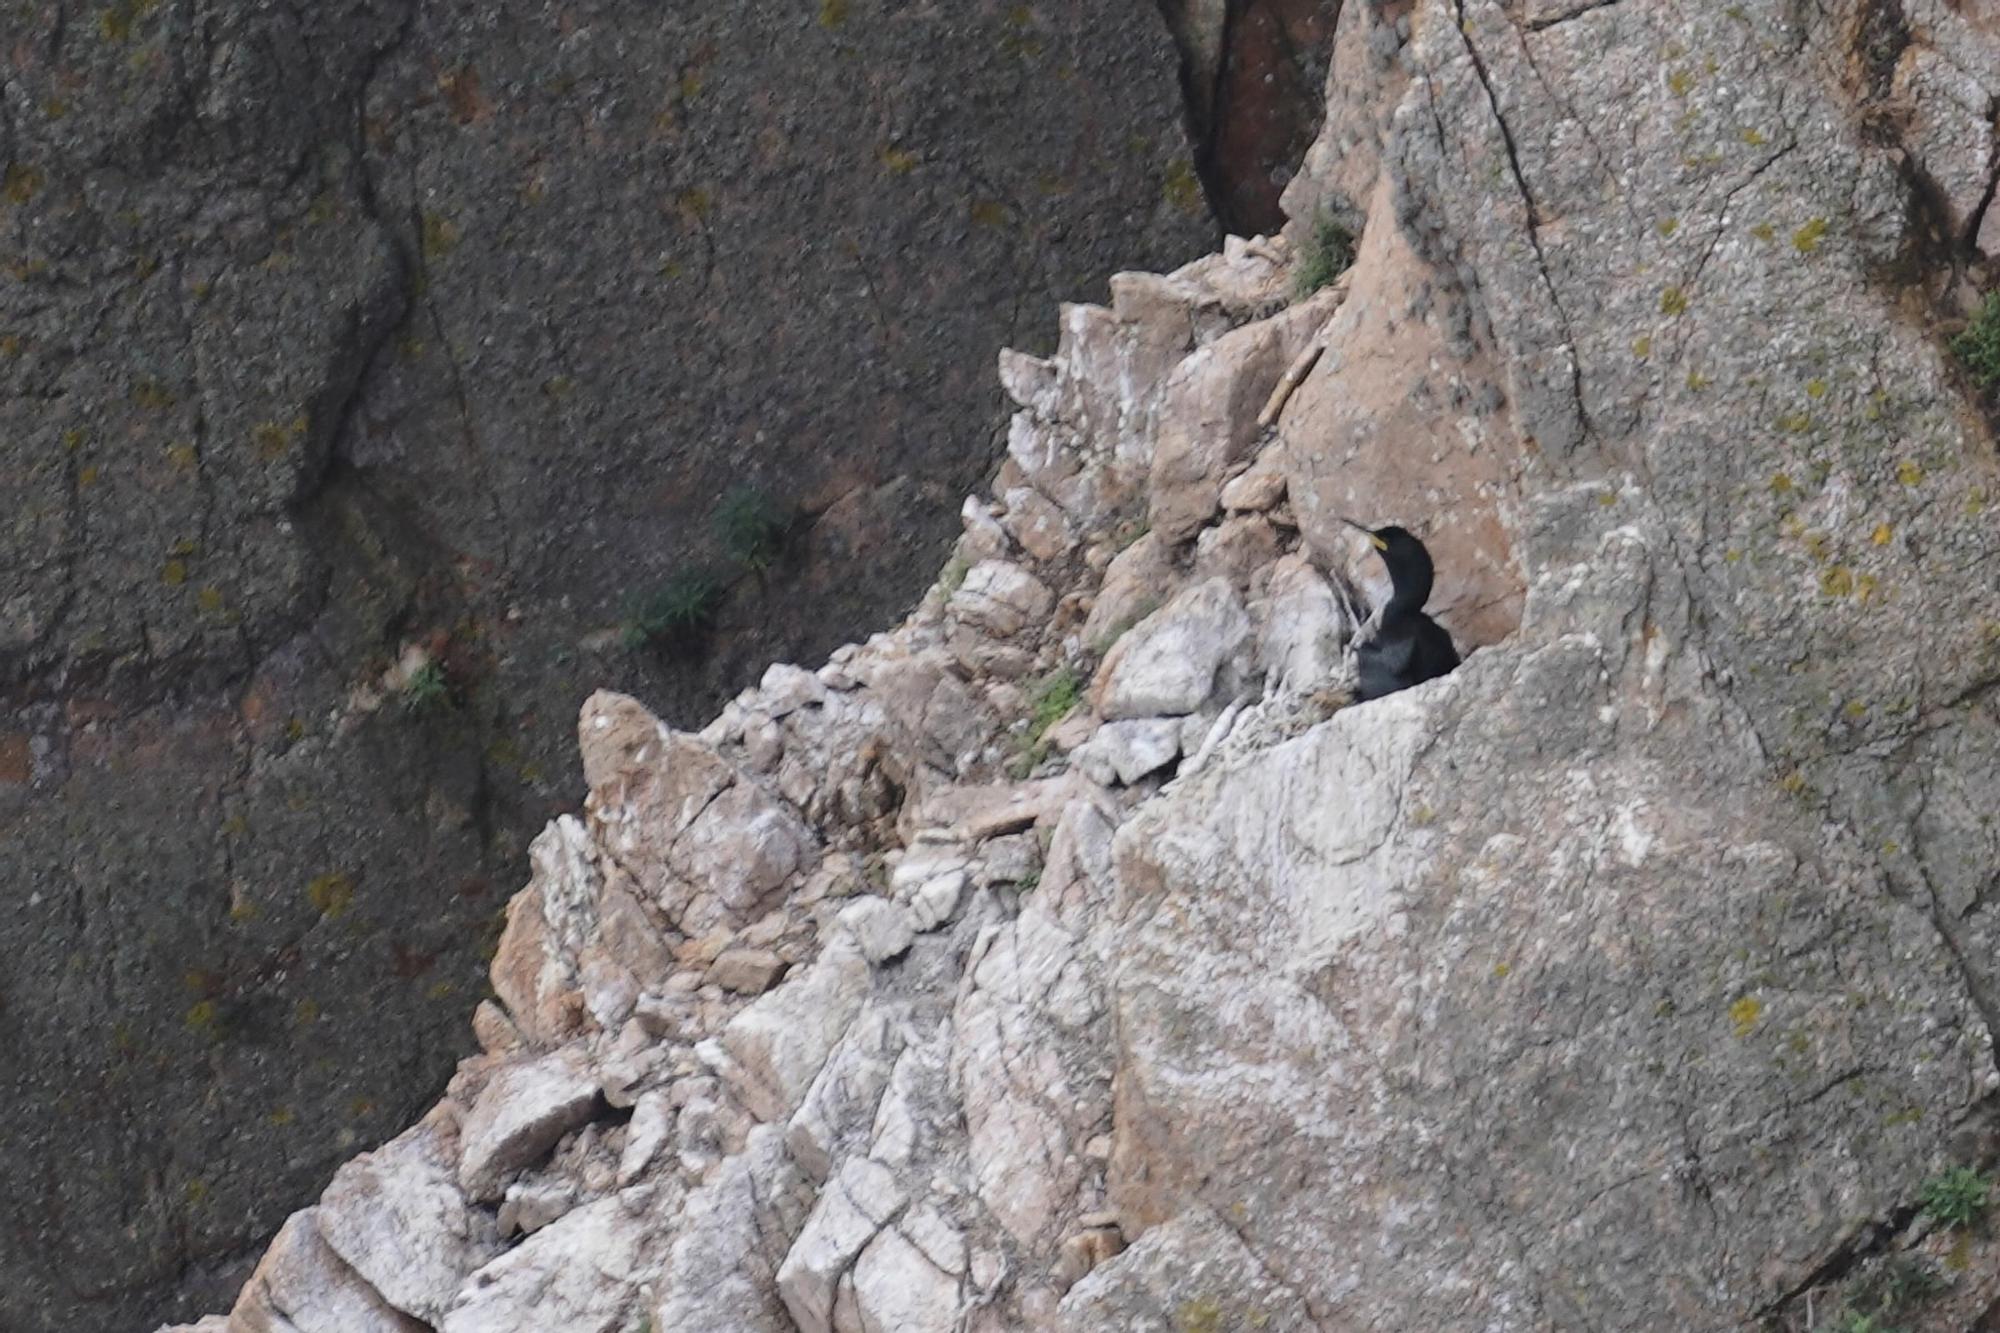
xmin=1384 ymin=571 xmax=1432 ymax=619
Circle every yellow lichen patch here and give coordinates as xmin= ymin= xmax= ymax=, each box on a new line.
xmin=161 ymin=559 xmax=187 ymax=586
xmin=1855 ymin=573 xmax=1880 ymax=603
xmin=252 ymin=420 xmax=292 ymax=460
xmin=818 ymin=0 xmax=848 ymax=27
xmin=165 ymin=442 xmax=197 ymax=470
xmin=1632 ymin=334 xmax=1652 ymax=358
xmin=1177 ymin=1297 xmax=1224 ymax=1333
xmin=348 ymin=1096 xmax=376 ymax=1118
xmin=878 ymin=145 xmax=917 ymax=175
xmin=268 ymin=1106 xmax=296 ymax=1126
xmin=421 ymin=211 xmax=460 ymax=258
xmin=132 ymin=378 xmax=175 ymax=410
xmin=969 ymin=198 xmax=1009 ymax=228
xmin=1882 ymin=840 xmax=1901 ymax=855
xmin=1597 ymin=490 xmax=1618 ymax=507
xmin=1668 ymin=67 xmax=1693 ymax=95
xmin=184 ymin=1000 xmax=220 ymax=1033
xmin=1686 ymin=369 xmax=1712 ymax=391
xmin=1729 ymin=994 xmax=1764 ymax=1036
xmin=293 ymin=997 xmax=322 ymax=1025
xmin=1163 ymin=159 xmax=1203 ymax=213
xmin=1844 ymin=700 xmax=1868 ymax=719
xmin=1724 ymin=548 xmax=1744 ymax=563
xmin=228 ymin=901 xmax=259 ymax=924
xmin=1805 ymin=378 xmax=1827 ymax=399
xmin=306 ymin=871 xmax=354 ymax=918
xmin=284 ymin=717 xmax=306 ymax=742
xmin=1657 ymin=218 xmax=1679 ymax=237
xmin=1768 ymin=472 xmax=1793 ymax=494
xmin=1896 ymin=459 xmax=1924 ymax=486
xmin=1750 ymin=221 xmax=1776 ymax=241
xmin=1871 ymin=522 xmax=1893 ymax=546
xmin=195 ymin=585 xmax=225 ymax=613
xmin=1819 ymin=566 xmax=1854 ymax=597
xmin=1659 ymin=286 xmax=1688 ymax=316
xmin=677 ymin=187 xmax=712 ymax=221
xmin=1776 ymin=410 xmax=1811 ymax=433
xmin=183 ymin=1177 xmax=210 ymax=1206
xmin=1947 ymin=1233 xmax=1972 ymax=1273
xmin=1778 ymin=769 xmax=1808 ymax=796
xmin=1492 ymin=961 xmax=1511 ymax=979
xmin=1792 ymin=217 xmax=1827 ymax=253
xmin=3 ymin=163 xmax=44 ymax=204
xmin=1740 ymin=127 xmax=1767 ymax=146
xmin=426 ymin=980 xmax=456 ymax=1001
xmin=1968 ymin=486 xmax=1988 ymax=516
xmin=1802 ymin=531 xmax=1830 ymax=562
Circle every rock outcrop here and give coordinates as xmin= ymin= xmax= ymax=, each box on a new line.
xmin=169 ymin=0 xmax=2000 ymax=1328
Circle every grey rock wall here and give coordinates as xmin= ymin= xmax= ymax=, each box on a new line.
xmin=0 ymin=2 xmax=1214 ymax=1327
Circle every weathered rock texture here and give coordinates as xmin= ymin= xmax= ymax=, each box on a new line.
xmin=0 ymin=5 xmax=1219 ymax=1329
xmin=166 ymin=0 xmax=2000 ymax=1329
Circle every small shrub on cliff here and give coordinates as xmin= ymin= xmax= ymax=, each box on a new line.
xmin=622 ymin=569 xmax=723 ymax=653
xmin=714 ymin=486 xmax=790 ymax=571
xmin=1919 ymin=1165 xmax=1991 ymax=1229
xmin=1950 ymin=292 xmax=2000 ymax=389
xmin=1294 ymin=213 xmax=1355 ymax=299
xmin=402 ymin=660 xmax=451 ymax=712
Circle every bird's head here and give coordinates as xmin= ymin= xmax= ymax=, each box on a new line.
xmin=1339 ymin=519 xmax=1435 ymax=613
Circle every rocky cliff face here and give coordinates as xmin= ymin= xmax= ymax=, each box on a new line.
xmin=0 ymin=4 xmax=1221 ymax=1328
xmin=154 ymin=0 xmax=2000 ymax=1328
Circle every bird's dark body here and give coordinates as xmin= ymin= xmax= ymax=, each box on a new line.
xmin=1348 ymin=523 xmax=1461 ymax=701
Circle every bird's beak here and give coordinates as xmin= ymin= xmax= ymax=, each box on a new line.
xmin=1339 ymin=517 xmax=1388 ymax=552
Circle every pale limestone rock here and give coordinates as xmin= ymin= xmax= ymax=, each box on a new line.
xmin=470 ymin=1000 xmax=522 ymax=1057
xmin=654 ymin=1128 xmax=812 ymax=1331
xmin=495 ymin=1178 xmax=575 ymax=1237
xmin=1093 ymin=578 xmax=1249 ymax=720
xmin=228 ymin=1208 xmax=425 ymax=1333
xmin=908 ymin=871 xmax=965 ymax=932
xmin=1081 ymin=532 xmax=1173 ymax=651
xmin=710 ymin=947 xmax=788 ymax=994
xmin=837 ymin=896 xmax=915 ymax=963
xmin=1078 ymin=718 xmax=1181 ymax=787
xmin=997 ymin=347 xmax=1061 ymax=417
xmin=617 ymin=1090 xmax=676 ymax=1187
xmin=787 ymin=1010 xmax=906 ymax=1183
xmin=1056 ymin=1207 xmax=1311 ymax=1332
xmin=721 ymin=939 xmax=872 ymax=1122
xmin=316 ymin=1126 xmax=501 ymax=1326
xmin=1190 ymin=514 xmax=1282 ymax=590
xmin=1146 ymin=304 xmax=1316 ymax=542
xmin=444 ymin=1187 xmax=681 ymax=1333
xmin=1257 ymin=554 xmax=1350 ymax=696
xmin=668 ymin=782 xmax=814 ymax=932
xmin=1000 ymin=486 xmax=1076 ymax=564
xmin=488 ymin=818 xmax=598 ymax=1046
xmin=777 ymin=1157 xmax=907 ymax=1333
xmin=851 ymin=1225 xmax=963 ymax=1333
xmin=458 ymin=1046 xmax=600 ymax=1202
xmin=1218 ymin=462 xmax=1286 ymax=512
xmin=895 ymin=1207 xmax=966 ymax=1283
xmin=947 ymin=560 xmax=1054 ymax=639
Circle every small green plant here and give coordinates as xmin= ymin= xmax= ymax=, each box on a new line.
xmin=713 ymin=486 xmax=789 ymax=571
xmin=402 ymin=660 xmax=451 ymax=712
xmin=1919 ymin=1165 xmax=1991 ymax=1229
xmin=1844 ymin=1253 xmax=1946 ymax=1324
xmin=1028 ymin=667 xmax=1081 ymax=743
xmin=938 ymin=553 xmax=971 ymax=597
xmin=1294 ymin=212 xmax=1355 ymax=299
xmin=1950 ymin=292 xmax=2000 ymax=389
xmin=622 ymin=569 xmax=723 ymax=653
xmin=1833 ymin=1314 xmax=1896 ymax=1333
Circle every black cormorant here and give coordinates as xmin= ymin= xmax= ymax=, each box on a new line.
xmin=1342 ymin=519 xmax=1461 ymax=701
